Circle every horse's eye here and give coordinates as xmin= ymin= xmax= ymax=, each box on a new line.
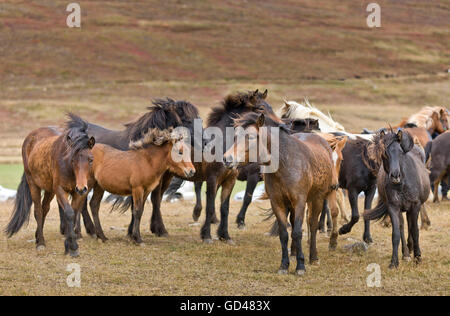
xmin=179 ymin=150 xmax=183 ymax=155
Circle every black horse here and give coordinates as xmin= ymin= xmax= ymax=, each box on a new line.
xmin=337 ymin=137 xmax=381 ymax=243
xmin=364 ymin=130 xmax=430 ymax=268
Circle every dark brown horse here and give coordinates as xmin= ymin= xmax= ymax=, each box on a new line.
xmin=364 ymin=130 xmax=430 ymax=268
xmin=224 ymin=112 xmax=338 ymax=275
xmin=426 ymin=132 xmax=450 ymax=203
xmin=5 ymin=114 xmax=95 ymax=257
xmin=88 ymin=128 xmax=195 ymax=244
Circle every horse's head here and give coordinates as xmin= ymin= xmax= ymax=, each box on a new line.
xmin=439 ymin=108 xmax=449 ymax=132
xmin=428 ymin=109 xmax=448 ymax=134
xmin=332 ymin=136 xmax=348 ymax=175
xmin=377 ymin=129 xmax=414 ymax=185
xmin=224 ymin=112 xmax=283 ymax=169
xmin=65 ymin=114 xmax=96 ymax=195
xmin=167 ymin=133 xmax=196 ymax=178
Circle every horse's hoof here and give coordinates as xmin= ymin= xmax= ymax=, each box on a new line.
xmin=296 ymin=269 xmax=306 ymax=276
xmin=363 ymin=236 xmax=373 ymax=244
xmin=277 ymin=269 xmax=288 ymax=275
xmin=338 ymin=226 xmax=349 ymax=235
xmin=329 ymin=243 xmax=337 ymax=251
xmin=402 ymin=256 xmax=411 ymax=262
xmin=138 ymin=243 xmax=145 ymax=247
xmin=237 ymin=223 xmax=245 ymax=230
xmin=36 ymin=245 xmax=46 ymax=252
xmin=203 ymin=238 xmax=213 ymax=244
xmin=211 ymin=217 xmax=219 ymax=225
xmin=226 ymin=239 xmax=235 ymax=245
xmin=70 ymin=250 xmax=80 ymax=258
xmin=310 ymin=260 xmax=319 ymax=266
xmin=414 ymin=257 xmax=422 ymax=264
xmin=388 ymin=263 xmax=398 ymax=269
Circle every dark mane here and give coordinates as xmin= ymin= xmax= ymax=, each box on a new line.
xmin=64 ymin=113 xmax=92 ymax=158
xmin=207 ymin=90 xmax=271 ymax=127
xmin=125 ymin=98 xmax=185 ymax=142
xmin=363 ymin=131 xmax=398 ymax=175
xmin=173 ymin=100 xmax=200 ymax=122
xmin=234 ymin=111 xmax=290 ymax=133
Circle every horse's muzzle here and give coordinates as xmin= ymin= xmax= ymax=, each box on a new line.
xmin=223 ymin=156 xmax=237 ymax=169
xmin=76 ymin=186 xmax=88 ymax=195
xmin=185 ymin=169 xmax=195 ymax=178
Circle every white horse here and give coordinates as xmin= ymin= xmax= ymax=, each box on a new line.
xmin=278 ymin=99 xmax=373 ymax=140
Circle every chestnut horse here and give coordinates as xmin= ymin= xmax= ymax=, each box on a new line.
xmin=87 ymin=128 xmax=195 ymax=244
xmin=224 ymin=112 xmax=338 ymax=275
xmin=5 ymin=114 xmax=95 ymax=257
xmin=364 ymin=130 xmax=430 ymax=268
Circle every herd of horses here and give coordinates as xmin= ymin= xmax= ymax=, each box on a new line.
xmin=4 ymin=90 xmax=449 ymax=273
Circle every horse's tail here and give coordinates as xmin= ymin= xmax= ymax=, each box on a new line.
xmin=363 ymin=199 xmax=388 ymax=222
xmin=107 ymin=194 xmax=133 ymax=213
xmin=5 ymin=173 xmax=33 ymax=237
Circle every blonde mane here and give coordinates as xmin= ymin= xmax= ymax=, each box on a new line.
xmin=129 ymin=128 xmax=187 ymax=149
xmin=407 ymin=106 xmax=446 ymax=129
xmin=278 ymin=99 xmax=346 ymax=133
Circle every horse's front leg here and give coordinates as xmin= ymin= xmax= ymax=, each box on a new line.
xmin=150 ymin=173 xmax=172 ymax=237
xmin=56 ymin=188 xmax=79 ymax=257
xmin=272 ymin=202 xmax=291 ymax=274
xmin=363 ymin=186 xmax=376 ymax=243
xmin=201 ymin=175 xmax=217 ymax=243
xmin=218 ymin=176 xmax=236 ymax=243
xmin=409 ymin=204 xmax=422 ymax=263
xmin=89 ymin=184 xmax=108 ymax=242
xmin=81 ymin=198 xmax=96 ymax=237
xmin=398 ymin=212 xmax=410 ymax=261
xmin=388 ymin=207 xmax=401 ymax=269
xmin=327 ymin=191 xmax=339 ymax=250
xmin=192 ymin=181 xmax=203 ymax=222
xmin=236 ymin=172 xmax=259 ymax=229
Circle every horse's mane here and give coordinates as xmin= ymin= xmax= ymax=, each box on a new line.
xmin=407 ymin=106 xmax=445 ymax=129
xmin=233 ymin=111 xmax=291 ymax=134
xmin=207 ymin=90 xmax=269 ymax=127
xmin=363 ymin=131 xmax=400 ymax=175
xmin=125 ymin=98 xmax=185 ymax=142
xmin=279 ymin=99 xmax=346 ymax=132
xmin=64 ymin=113 xmax=92 ymax=157
xmin=128 ymin=127 xmax=186 ymax=150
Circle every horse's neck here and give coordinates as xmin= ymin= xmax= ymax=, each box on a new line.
xmin=268 ymin=131 xmax=307 ymax=178
xmin=142 ymin=143 xmax=172 ymax=174
xmin=87 ymin=122 xmax=130 ymax=150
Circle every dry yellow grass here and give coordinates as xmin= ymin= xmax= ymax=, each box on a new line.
xmin=0 ymin=197 xmax=448 ymax=296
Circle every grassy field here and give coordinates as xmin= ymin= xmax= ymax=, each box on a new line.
xmin=0 ymin=198 xmax=448 ymax=296
xmin=0 ymin=0 xmax=449 ymax=296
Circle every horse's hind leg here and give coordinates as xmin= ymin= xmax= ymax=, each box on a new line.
xmin=308 ymin=199 xmax=322 ymax=265
xmin=318 ymin=200 xmax=328 ymax=233
xmin=192 ymin=181 xmax=203 ymax=222
xmin=218 ymin=176 xmax=236 ymax=243
xmin=327 ymin=191 xmax=339 ymax=250
xmin=337 ymin=189 xmax=349 ymax=223
xmin=41 ymin=191 xmax=54 ymax=234
xmin=408 ymin=205 xmax=422 ymax=264
xmin=131 ymin=187 xmax=146 ymax=244
xmin=339 ymin=188 xmax=359 ymax=235
xmin=201 ymin=175 xmax=218 ymax=243
xmin=420 ymin=205 xmax=431 ymax=230
xmin=89 ymin=184 xmax=108 ymax=242
xmin=81 ymin=198 xmax=96 ymax=237
xmin=362 ymin=187 xmax=376 ymax=243
xmin=236 ymin=172 xmax=259 ymax=229
xmin=28 ymin=182 xmax=45 ymax=250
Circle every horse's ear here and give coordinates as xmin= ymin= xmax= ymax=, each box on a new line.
xmin=398 ymin=130 xmax=413 ymax=153
xmin=440 ymin=108 xmax=446 ymax=117
xmin=431 ymin=111 xmax=439 ymax=120
xmin=88 ymin=137 xmax=96 ymax=149
xmin=262 ymin=89 xmax=268 ymax=99
xmin=67 ymin=134 xmax=72 ymax=144
xmin=256 ymin=113 xmax=265 ymax=127
xmin=380 ymin=130 xmax=386 ymax=137
xmin=283 ymin=100 xmax=290 ymax=109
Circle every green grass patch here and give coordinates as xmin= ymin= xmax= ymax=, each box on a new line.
xmin=0 ymin=164 xmax=23 ymax=189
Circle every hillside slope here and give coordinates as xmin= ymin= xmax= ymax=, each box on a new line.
xmin=1 ymin=0 xmax=449 ymax=86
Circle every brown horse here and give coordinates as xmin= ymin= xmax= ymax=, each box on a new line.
xmin=426 ymin=132 xmax=450 ymax=203
xmin=394 ymin=107 xmax=448 ymax=138
xmin=5 ymin=114 xmax=95 ymax=257
xmin=224 ymin=112 xmax=338 ymax=275
xmin=88 ymin=128 xmax=195 ymax=244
